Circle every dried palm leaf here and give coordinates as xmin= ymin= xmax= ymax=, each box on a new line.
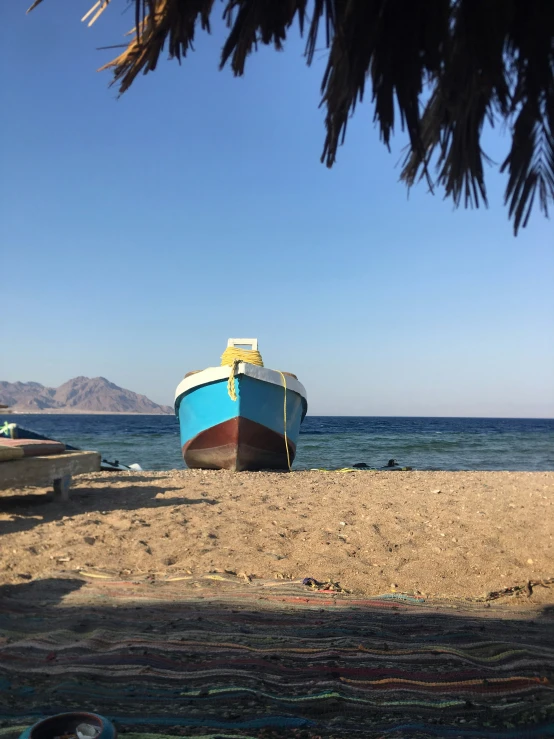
xmin=26 ymin=0 xmax=554 ymax=234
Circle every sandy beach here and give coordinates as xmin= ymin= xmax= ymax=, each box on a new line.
xmin=1 ymin=469 xmax=552 ymax=603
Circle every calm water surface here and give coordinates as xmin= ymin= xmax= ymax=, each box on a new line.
xmin=2 ymin=414 xmax=553 ymax=472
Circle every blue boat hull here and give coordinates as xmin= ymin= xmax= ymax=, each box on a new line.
xmin=176 ymin=374 xmax=306 ymax=471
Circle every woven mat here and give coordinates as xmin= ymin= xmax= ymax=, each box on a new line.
xmin=0 ymin=573 xmax=553 ymax=738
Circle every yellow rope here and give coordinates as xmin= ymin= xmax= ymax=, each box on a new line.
xmin=225 ymin=359 xmax=240 ymax=401
xmin=221 ymin=346 xmax=264 ymax=368
xmin=277 ymin=371 xmax=291 ymax=471
xmin=220 ymin=346 xmax=264 ymax=402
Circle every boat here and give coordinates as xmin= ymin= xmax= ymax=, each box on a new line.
xmin=174 ymin=339 xmax=308 ymax=471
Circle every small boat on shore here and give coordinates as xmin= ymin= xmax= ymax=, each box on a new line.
xmin=175 ymin=339 xmax=308 ymax=471
xmin=0 ymin=422 xmax=142 ymax=472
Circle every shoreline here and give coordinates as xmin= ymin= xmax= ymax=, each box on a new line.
xmin=1 ymin=469 xmax=552 ymax=603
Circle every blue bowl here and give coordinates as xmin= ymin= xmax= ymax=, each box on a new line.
xmin=19 ymin=713 xmax=117 ymax=739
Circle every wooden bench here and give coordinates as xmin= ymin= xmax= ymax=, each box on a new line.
xmin=0 ymin=451 xmax=101 ymax=502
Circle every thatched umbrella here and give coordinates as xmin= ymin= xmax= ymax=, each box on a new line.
xmin=28 ymin=0 xmax=553 ymax=234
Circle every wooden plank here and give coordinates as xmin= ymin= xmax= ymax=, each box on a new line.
xmin=0 ymin=451 xmax=100 ymax=492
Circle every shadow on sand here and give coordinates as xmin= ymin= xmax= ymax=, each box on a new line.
xmin=0 ymin=480 xmax=219 ymax=537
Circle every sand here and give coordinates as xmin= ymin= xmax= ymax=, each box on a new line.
xmin=0 ymin=469 xmax=552 ymax=603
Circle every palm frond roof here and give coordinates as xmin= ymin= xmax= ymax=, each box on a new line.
xmin=28 ymin=0 xmax=554 ymax=234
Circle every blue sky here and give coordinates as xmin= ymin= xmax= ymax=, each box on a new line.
xmin=1 ymin=3 xmax=553 ymax=417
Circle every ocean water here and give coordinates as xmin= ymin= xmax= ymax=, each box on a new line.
xmin=2 ymin=414 xmax=553 ymax=472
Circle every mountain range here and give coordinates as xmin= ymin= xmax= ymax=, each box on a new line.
xmin=0 ymin=377 xmax=172 ymax=414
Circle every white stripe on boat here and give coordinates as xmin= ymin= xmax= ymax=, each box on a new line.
xmin=174 ymin=364 xmax=307 ymax=405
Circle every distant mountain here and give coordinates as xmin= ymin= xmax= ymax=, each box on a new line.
xmin=0 ymin=377 xmax=173 ymax=414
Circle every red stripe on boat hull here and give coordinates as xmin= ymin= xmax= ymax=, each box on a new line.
xmin=183 ymin=417 xmax=296 ymax=471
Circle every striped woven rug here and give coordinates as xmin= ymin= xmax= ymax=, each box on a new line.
xmin=0 ymin=573 xmax=553 ymax=738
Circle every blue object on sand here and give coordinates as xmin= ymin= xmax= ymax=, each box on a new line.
xmin=19 ymin=712 xmax=117 ymax=739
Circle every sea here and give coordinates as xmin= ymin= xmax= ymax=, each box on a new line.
xmin=2 ymin=414 xmax=553 ymax=472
